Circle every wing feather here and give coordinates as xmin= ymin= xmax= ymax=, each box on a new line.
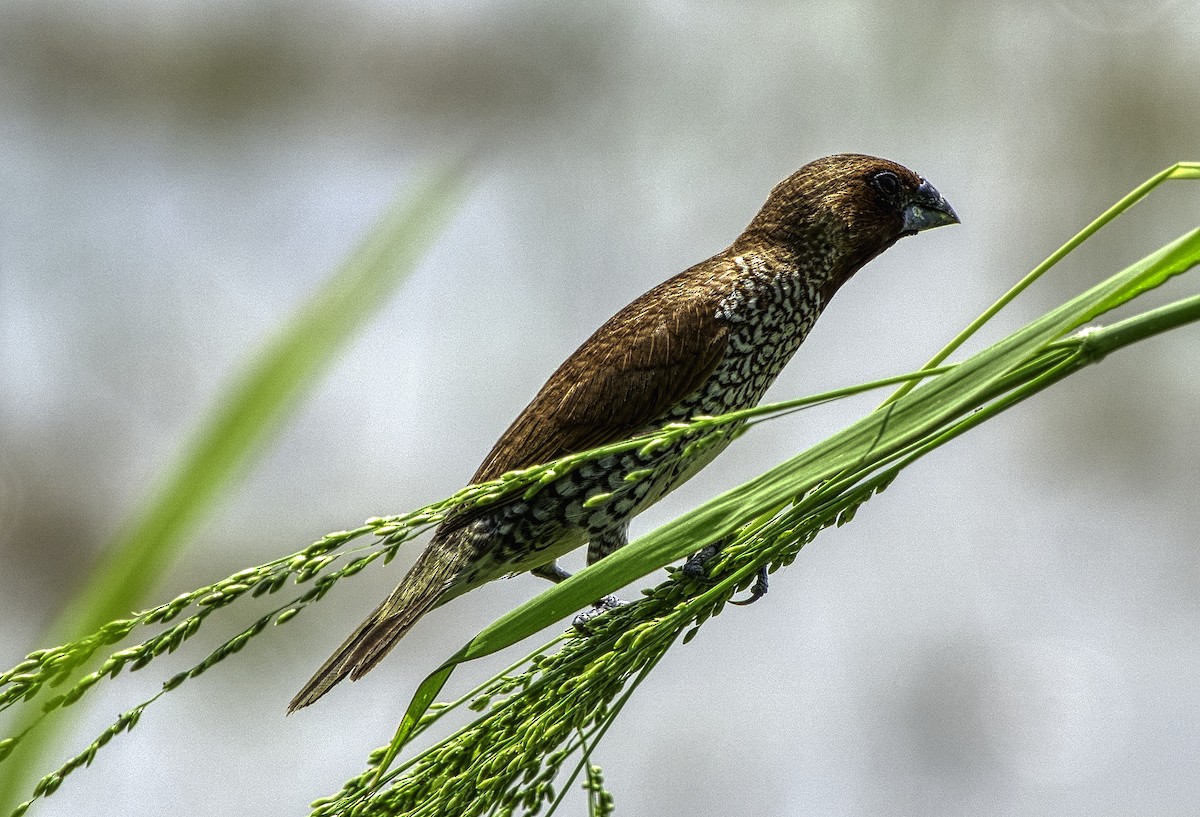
xmin=470 ymin=268 xmax=730 ymax=484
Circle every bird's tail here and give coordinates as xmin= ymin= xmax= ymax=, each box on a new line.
xmin=287 ymin=529 xmax=473 ymax=712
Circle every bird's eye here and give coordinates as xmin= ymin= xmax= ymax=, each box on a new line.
xmin=871 ymin=171 xmax=901 ymax=198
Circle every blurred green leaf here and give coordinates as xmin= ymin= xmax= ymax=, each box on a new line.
xmin=0 ymin=157 xmax=470 ymax=809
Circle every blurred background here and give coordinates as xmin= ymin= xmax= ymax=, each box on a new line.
xmin=2 ymin=1 xmax=1199 ymax=815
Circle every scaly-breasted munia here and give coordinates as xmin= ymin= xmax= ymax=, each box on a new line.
xmin=289 ymin=153 xmax=958 ymax=711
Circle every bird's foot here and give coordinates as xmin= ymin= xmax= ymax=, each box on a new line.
xmin=729 ymin=566 xmax=769 ymax=606
xmin=681 ymin=543 xmax=722 ymax=581
xmin=682 ymin=543 xmax=768 ymax=606
xmin=572 ymin=595 xmax=626 ymax=634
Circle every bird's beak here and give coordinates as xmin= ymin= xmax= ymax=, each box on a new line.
xmin=902 ymin=180 xmax=959 ymax=233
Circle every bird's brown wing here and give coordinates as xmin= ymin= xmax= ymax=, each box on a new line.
xmin=472 ymin=266 xmax=732 ymax=485
xmin=290 ymin=275 xmax=731 ymax=713
xmin=286 ymin=279 xmax=730 ymax=713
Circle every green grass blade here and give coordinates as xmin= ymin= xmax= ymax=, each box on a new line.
xmin=883 ymin=161 xmax=1200 ymax=406
xmin=1079 ymin=291 xmax=1200 ymax=356
xmin=0 ymin=158 xmax=470 ymax=810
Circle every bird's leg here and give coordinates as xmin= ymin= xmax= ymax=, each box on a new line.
xmin=584 ymin=526 xmax=627 ymax=609
xmin=530 ymin=556 xmax=624 ymax=610
xmin=585 ymin=524 xmax=627 ymax=564
xmin=682 ymin=537 xmax=769 ymax=606
xmin=569 ymin=527 xmax=630 ymax=633
xmin=531 ymin=562 xmax=572 ymax=584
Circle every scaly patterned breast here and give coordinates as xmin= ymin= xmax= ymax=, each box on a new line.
xmin=611 ymin=255 xmax=831 ymax=512
xmin=668 ymin=253 xmax=827 ymax=421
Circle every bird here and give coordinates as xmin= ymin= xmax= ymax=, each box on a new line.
xmin=288 ymin=153 xmax=958 ymax=712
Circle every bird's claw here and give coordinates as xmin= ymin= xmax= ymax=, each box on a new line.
xmin=684 ymin=543 xmax=768 ymax=605
xmin=729 ymin=566 xmax=769 ymax=606
xmin=572 ymin=595 xmax=626 ymax=634
xmin=682 ymin=544 xmax=722 ymax=581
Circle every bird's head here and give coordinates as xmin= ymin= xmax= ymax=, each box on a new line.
xmin=737 ymin=153 xmax=958 ymax=283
